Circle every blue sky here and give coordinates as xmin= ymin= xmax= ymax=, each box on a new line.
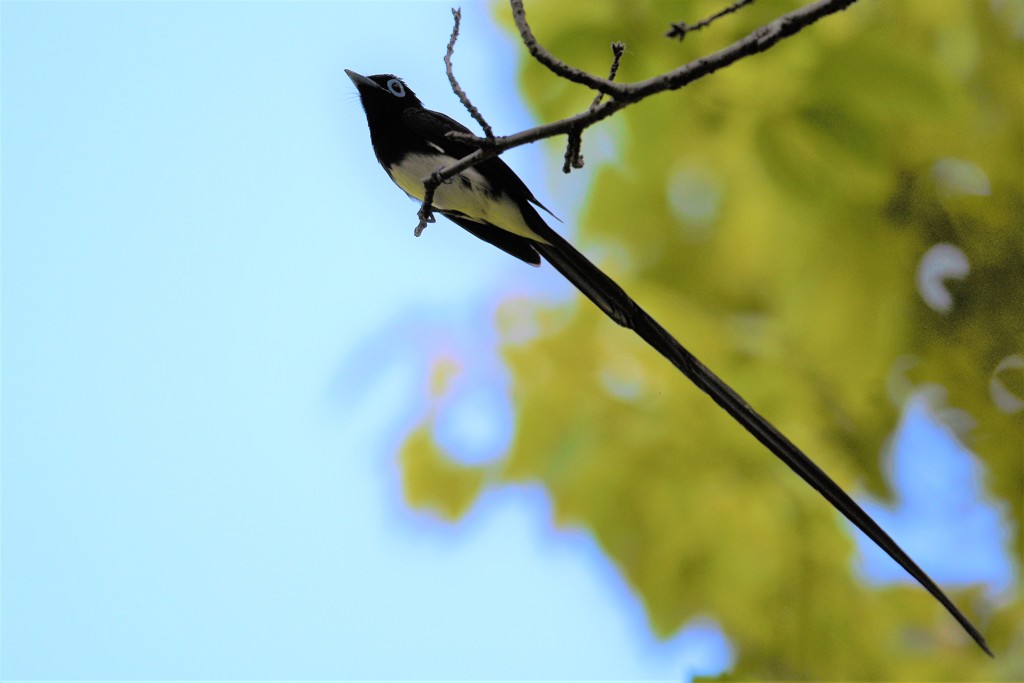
xmin=1 ymin=1 xmax=1011 ymax=680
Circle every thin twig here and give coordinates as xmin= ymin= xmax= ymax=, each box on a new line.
xmin=445 ymin=8 xmax=493 ymax=139
xmin=417 ymin=8 xmax=496 ymax=235
xmin=561 ymin=130 xmax=584 ymax=174
xmin=563 ymin=42 xmax=626 ymax=173
xmin=667 ymin=0 xmax=757 ymax=41
xmin=597 ymin=41 xmax=626 ymax=103
xmin=414 ymin=177 xmax=440 ymax=237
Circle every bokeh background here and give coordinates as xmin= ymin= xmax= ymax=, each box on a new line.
xmin=3 ymin=1 xmax=1021 ymax=680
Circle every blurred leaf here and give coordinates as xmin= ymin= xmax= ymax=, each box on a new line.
xmin=400 ymin=0 xmax=1023 ymax=677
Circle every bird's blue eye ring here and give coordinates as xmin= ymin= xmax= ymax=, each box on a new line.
xmin=387 ymin=79 xmax=406 ymax=97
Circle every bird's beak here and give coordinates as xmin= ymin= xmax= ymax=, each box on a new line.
xmin=345 ymin=69 xmax=382 ymax=91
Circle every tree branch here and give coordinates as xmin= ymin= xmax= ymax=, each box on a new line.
xmin=510 ymin=0 xmax=626 ymax=97
xmin=415 ymin=0 xmax=860 ymax=226
xmin=636 ymin=0 xmax=859 ymax=99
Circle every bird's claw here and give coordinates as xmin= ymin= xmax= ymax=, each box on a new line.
xmin=414 ymin=207 xmax=436 ymax=237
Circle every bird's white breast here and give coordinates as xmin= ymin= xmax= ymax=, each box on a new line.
xmin=388 ymin=153 xmax=545 ymax=243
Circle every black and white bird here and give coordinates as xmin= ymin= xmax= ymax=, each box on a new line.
xmin=345 ymin=69 xmax=991 ymax=656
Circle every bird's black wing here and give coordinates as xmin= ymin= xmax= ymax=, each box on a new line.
xmin=515 ymin=200 xmax=994 ymax=657
xmin=443 ymin=213 xmax=541 ymax=266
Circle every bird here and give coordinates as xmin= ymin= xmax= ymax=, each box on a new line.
xmin=345 ymin=69 xmax=992 ymax=656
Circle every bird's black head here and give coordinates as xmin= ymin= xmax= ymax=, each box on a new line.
xmin=345 ymin=70 xmax=423 ymax=115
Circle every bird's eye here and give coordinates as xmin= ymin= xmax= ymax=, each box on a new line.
xmin=386 ymin=79 xmax=406 ymax=97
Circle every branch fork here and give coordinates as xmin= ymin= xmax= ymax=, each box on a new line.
xmin=414 ymin=0 xmax=859 ymax=233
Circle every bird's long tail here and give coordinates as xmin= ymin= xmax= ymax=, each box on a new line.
xmin=533 ymin=229 xmax=992 ymax=657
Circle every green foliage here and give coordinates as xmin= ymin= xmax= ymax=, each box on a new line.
xmin=400 ymin=0 xmax=1023 ymax=677
xmin=399 ymin=358 xmax=488 ymax=519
